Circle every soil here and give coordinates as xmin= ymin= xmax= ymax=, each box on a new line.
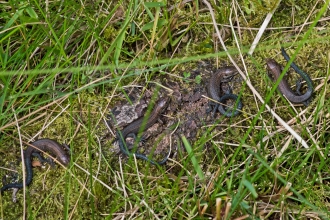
xmin=106 ymin=60 xmax=244 ymax=163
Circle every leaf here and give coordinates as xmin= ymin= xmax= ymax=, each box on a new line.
xmin=242 ymin=179 xmax=258 ymax=198
xmin=19 ymin=16 xmax=39 ymax=23
xmin=141 ymin=19 xmax=167 ymax=31
xmin=181 ymin=136 xmax=205 ymax=181
xmin=25 ymin=6 xmax=38 ymax=19
xmin=144 ymin=2 xmax=166 ymax=8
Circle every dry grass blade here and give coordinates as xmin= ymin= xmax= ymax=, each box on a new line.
xmin=248 ymin=0 xmax=281 ymax=55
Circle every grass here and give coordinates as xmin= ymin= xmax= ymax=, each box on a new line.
xmin=1 ymin=0 xmax=330 ymax=219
